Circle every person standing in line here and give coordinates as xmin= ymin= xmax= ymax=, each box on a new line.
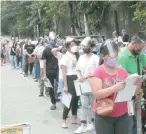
xmin=24 ymin=38 xmax=35 ymax=77
xmin=61 ymin=37 xmax=80 ymax=128
xmin=10 ymin=42 xmax=17 ymax=69
xmin=51 ymin=46 xmax=67 ymax=96
xmin=33 ymin=38 xmax=43 ymax=82
xmin=90 ymin=39 xmax=139 ymax=134
xmin=118 ymin=31 xmax=146 ymax=134
xmin=21 ymin=40 xmax=26 ymax=74
xmin=1 ymin=44 xmax=5 ymax=66
xmin=41 ymin=34 xmax=59 ymax=110
xmin=113 ymin=31 xmax=123 ymax=43
xmin=121 ymin=29 xmax=130 ymax=43
xmin=16 ymin=42 xmax=22 ymax=69
xmin=74 ymin=37 xmax=99 ymax=133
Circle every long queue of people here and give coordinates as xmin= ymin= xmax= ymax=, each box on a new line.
xmin=1 ymin=31 xmax=146 ymax=134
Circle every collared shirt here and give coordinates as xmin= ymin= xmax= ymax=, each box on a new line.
xmin=118 ymin=46 xmax=146 ymax=75
xmin=61 ymin=51 xmax=77 ymax=75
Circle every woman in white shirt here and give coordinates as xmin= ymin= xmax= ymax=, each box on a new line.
xmin=61 ymin=37 xmax=80 ymax=128
xmin=33 ymin=38 xmax=44 ymax=82
xmin=75 ymin=37 xmax=99 ymax=134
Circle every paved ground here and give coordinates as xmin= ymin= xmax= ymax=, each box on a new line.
xmin=1 ymin=65 xmax=95 ymax=134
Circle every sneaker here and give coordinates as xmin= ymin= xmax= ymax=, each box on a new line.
xmin=39 ymin=94 xmax=44 ymax=97
xmin=87 ymin=123 xmax=95 ymax=131
xmin=50 ymin=104 xmax=56 ymax=110
xmin=24 ymin=74 xmax=28 ymax=77
xmin=74 ymin=124 xmax=87 ymax=134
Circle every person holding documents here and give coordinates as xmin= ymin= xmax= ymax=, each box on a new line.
xmin=90 ymin=39 xmax=130 ymax=134
xmin=60 ymin=37 xmax=80 ymax=128
xmin=74 ymin=37 xmax=99 ymax=133
xmin=118 ymin=31 xmax=146 ymax=134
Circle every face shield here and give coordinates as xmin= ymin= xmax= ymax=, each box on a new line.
xmin=100 ymin=39 xmax=119 ymax=58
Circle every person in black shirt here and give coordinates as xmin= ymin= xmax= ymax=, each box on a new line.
xmin=42 ymin=42 xmax=59 ymax=110
xmin=24 ymin=38 xmax=35 ymax=77
xmin=10 ymin=43 xmax=17 ymax=68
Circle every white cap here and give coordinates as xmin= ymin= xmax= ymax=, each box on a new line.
xmin=65 ymin=37 xmax=75 ymax=42
xmin=31 ymin=41 xmax=38 ymax=45
xmin=81 ymin=37 xmax=92 ymax=46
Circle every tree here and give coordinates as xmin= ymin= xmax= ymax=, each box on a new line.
xmin=133 ymin=1 xmax=146 ymax=30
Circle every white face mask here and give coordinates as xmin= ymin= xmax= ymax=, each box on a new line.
xmin=71 ymin=46 xmax=78 ymax=53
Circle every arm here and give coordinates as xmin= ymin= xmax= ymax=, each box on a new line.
xmin=76 ymin=70 xmax=83 ymax=79
xmin=51 ymin=48 xmax=59 ymax=57
xmin=90 ymin=77 xmax=124 ymax=99
xmin=43 ymin=60 xmax=47 ymax=78
xmin=61 ymin=65 xmax=68 ymax=90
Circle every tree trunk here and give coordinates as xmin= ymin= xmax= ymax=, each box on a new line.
xmin=84 ymin=14 xmax=90 ymax=36
xmin=68 ymin=1 xmax=75 ymax=35
xmin=114 ymin=10 xmax=119 ymax=35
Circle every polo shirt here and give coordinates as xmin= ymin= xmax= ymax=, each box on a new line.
xmin=118 ymin=46 xmax=146 ymax=75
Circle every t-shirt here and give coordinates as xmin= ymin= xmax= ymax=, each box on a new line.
xmin=41 ymin=46 xmax=59 ymax=76
xmin=91 ymin=65 xmax=128 ymax=117
xmin=10 ymin=46 xmax=16 ymax=55
xmin=56 ymin=52 xmax=63 ymax=79
xmin=60 ymin=51 xmax=77 ymax=76
xmin=24 ymin=44 xmax=35 ymax=55
xmin=76 ymin=54 xmax=99 ymax=76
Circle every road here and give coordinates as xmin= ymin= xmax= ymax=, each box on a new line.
xmin=1 ymin=65 xmax=95 ymax=134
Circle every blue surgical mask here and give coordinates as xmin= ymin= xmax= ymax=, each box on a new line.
xmin=106 ymin=58 xmax=118 ymax=67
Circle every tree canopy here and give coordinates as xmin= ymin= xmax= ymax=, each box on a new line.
xmin=1 ymin=1 xmax=145 ymax=38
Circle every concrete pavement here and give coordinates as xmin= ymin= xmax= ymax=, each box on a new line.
xmin=1 ymin=65 xmax=95 ymax=134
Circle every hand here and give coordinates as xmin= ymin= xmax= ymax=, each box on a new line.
xmin=113 ymin=81 xmax=126 ymax=91
xmin=43 ymin=76 xmax=47 ymax=81
xmin=58 ymin=46 xmax=63 ymax=50
xmin=78 ymin=77 xmax=86 ymax=82
xmin=134 ymin=77 xmax=142 ymax=86
xmin=64 ymin=86 xmax=68 ymax=93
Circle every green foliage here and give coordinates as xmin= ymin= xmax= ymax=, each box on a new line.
xmin=133 ymin=1 xmax=146 ymax=30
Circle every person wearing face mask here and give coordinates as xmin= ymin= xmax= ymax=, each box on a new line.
xmin=41 ymin=34 xmax=59 ymax=110
xmin=33 ymin=37 xmax=44 ymax=82
xmin=74 ymin=37 xmax=99 ymax=133
xmin=60 ymin=37 xmax=80 ymax=128
xmin=24 ymin=38 xmax=35 ymax=77
xmin=118 ymin=31 xmax=146 ymax=134
xmin=90 ymin=39 xmax=141 ymax=134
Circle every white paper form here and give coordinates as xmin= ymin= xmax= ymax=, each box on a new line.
xmin=74 ymin=80 xmax=92 ymax=96
xmin=61 ymin=92 xmax=72 ymax=109
xmin=115 ymin=74 xmax=140 ymax=103
xmin=44 ymin=78 xmax=53 ymax=88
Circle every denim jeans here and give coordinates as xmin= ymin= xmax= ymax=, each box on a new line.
xmin=22 ymin=54 xmax=26 ymax=72
xmin=10 ymin=55 xmax=16 ymax=68
xmin=128 ymin=115 xmax=137 ymax=134
xmin=34 ymin=58 xmax=40 ymax=79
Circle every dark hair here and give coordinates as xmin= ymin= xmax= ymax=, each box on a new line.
xmin=99 ymin=39 xmax=119 ymax=65
xmin=131 ymin=31 xmax=146 ymax=43
xmin=100 ymin=39 xmax=119 ymax=56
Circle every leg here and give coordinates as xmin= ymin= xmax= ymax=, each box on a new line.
xmin=29 ymin=63 xmax=34 ymax=75
xmin=24 ymin=56 xmax=29 ymax=75
xmin=128 ymin=116 xmax=137 ymax=134
xmin=80 ymin=95 xmax=89 ymax=124
xmin=115 ymin=114 xmax=129 ymax=134
xmin=39 ymin=69 xmax=44 ymax=96
xmin=95 ymin=114 xmax=114 ymax=134
xmin=47 ymin=75 xmax=56 ymax=105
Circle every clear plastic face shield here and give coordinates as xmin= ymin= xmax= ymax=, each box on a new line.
xmin=136 ymin=36 xmax=146 ymax=54
xmin=104 ymin=39 xmax=119 ymax=58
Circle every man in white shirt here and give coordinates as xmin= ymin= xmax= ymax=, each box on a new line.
xmin=75 ymin=37 xmax=99 ymax=133
xmin=113 ymin=31 xmax=123 ymax=43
